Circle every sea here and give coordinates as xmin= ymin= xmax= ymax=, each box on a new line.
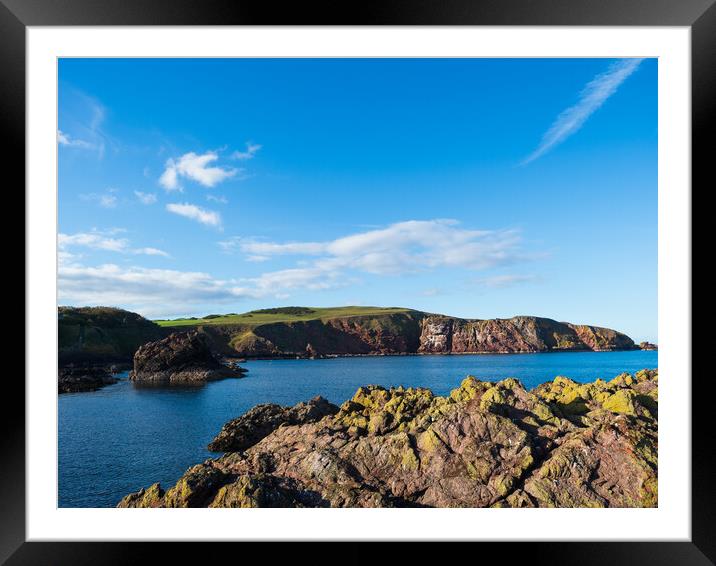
xmin=58 ymin=349 xmax=657 ymax=507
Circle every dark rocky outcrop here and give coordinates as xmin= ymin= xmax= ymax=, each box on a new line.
xmin=58 ymin=365 xmax=119 ymax=394
xmin=119 ymin=369 xmax=658 ymax=508
xmin=639 ymin=341 xmax=658 ymax=351
xmin=129 ymin=331 xmax=247 ymax=383
xmin=207 ymin=396 xmax=339 ymax=452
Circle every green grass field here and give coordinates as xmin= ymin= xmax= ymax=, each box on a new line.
xmin=154 ymin=306 xmax=414 ymax=328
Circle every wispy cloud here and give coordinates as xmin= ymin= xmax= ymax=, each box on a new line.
xmin=58 ymin=220 xmax=539 ymax=317
xmin=166 ymin=202 xmax=222 ymax=228
xmin=221 ymin=220 xmax=525 ymax=276
xmin=522 ymin=58 xmax=643 ymax=165
xmin=57 ymin=130 xmax=94 ymax=150
xmin=59 ymin=229 xmax=169 ymax=257
xmin=134 ymin=191 xmax=157 ymax=205
xmin=58 ymin=90 xmax=115 ymax=158
xmin=217 ymin=219 xmax=534 ymax=297
xmin=80 ymin=189 xmax=119 ymax=209
xmin=58 ymin=263 xmax=249 ymax=318
xmin=207 ymin=194 xmax=228 ymax=204
xmin=132 ymin=247 xmax=170 ymax=257
xmin=159 ymin=151 xmax=238 ymax=191
xmin=232 ymin=142 xmax=262 ymax=161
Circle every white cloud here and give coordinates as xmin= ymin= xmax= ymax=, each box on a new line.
xmin=215 ymin=220 xmax=532 ymax=299
xmin=166 ymin=202 xmax=222 ymax=228
xmin=133 ymin=247 xmax=170 ymax=257
xmin=57 ymin=130 xmax=94 ymax=149
xmin=159 ymin=151 xmax=237 ymax=190
xmin=59 ymin=230 xmax=169 ymax=258
xmin=159 ymin=163 xmax=180 ymax=191
xmin=58 ymin=263 xmax=251 ymax=318
xmin=522 ymin=58 xmax=643 ymax=165
xmin=221 ymin=220 xmax=524 ymax=276
xmin=232 ymin=142 xmax=262 ymax=160
xmin=59 ymin=231 xmax=129 ymax=253
xmin=223 ymin=238 xmax=326 ymax=256
xmin=134 ymin=191 xmax=158 ymax=205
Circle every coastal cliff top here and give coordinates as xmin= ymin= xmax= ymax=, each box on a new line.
xmin=153 ymin=306 xmax=420 ymax=328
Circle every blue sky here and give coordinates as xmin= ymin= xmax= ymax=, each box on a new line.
xmin=58 ymin=58 xmax=657 ymax=341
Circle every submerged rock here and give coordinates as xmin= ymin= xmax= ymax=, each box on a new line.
xmin=129 ymin=331 xmax=247 ymax=383
xmin=118 ymin=369 xmax=658 ymax=508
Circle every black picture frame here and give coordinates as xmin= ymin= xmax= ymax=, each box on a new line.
xmin=5 ymin=1 xmax=710 ymax=564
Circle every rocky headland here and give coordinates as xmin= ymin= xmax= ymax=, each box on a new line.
xmin=129 ymin=331 xmax=247 ymax=383
xmin=118 ymin=369 xmax=658 ymax=508
xmin=168 ymin=307 xmax=641 ymax=359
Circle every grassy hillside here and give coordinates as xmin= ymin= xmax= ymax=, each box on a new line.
xmin=59 ymin=306 xmax=167 ymax=365
xmin=154 ymin=306 xmax=415 ymax=328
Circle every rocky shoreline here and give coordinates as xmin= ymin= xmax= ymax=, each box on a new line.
xmin=58 ymin=364 xmax=124 ymax=394
xmin=119 ymin=368 xmax=658 ymax=508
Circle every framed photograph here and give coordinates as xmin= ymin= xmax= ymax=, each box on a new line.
xmin=8 ymin=0 xmax=710 ymax=563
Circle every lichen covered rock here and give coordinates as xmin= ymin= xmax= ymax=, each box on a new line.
xmin=119 ymin=369 xmax=658 ymax=508
xmin=208 ymin=396 xmax=339 ymax=452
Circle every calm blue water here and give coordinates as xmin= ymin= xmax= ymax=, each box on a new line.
xmin=58 ymin=350 xmax=657 ymax=508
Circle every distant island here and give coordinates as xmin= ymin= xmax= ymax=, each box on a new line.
xmin=57 ymin=305 xmax=655 ymax=393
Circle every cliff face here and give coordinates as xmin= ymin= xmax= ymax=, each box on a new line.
xmin=58 ymin=306 xmax=167 ymax=366
xmin=119 ymin=369 xmax=658 ymax=508
xmin=201 ymin=312 xmax=635 ymax=358
xmin=418 ymin=316 xmax=635 ymax=354
xmin=200 ymin=311 xmax=428 ymax=358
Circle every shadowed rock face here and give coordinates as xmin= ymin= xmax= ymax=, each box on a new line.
xmin=129 ymin=331 xmax=246 ymax=383
xmin=58 ymin=306 xmax=167 ymax=366
xmin=118 ymin=369 xmax=657 ymax=508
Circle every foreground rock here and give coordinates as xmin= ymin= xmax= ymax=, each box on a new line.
xmin=58 ymin=365 xmax=119 ymax=394
xmin=119 ymin=369 xmax=657 ymax=508
xmin=129 ymin=331 xmax=247 ymax=383
xmin=208 ymin=396 xmax=339 ymax=452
